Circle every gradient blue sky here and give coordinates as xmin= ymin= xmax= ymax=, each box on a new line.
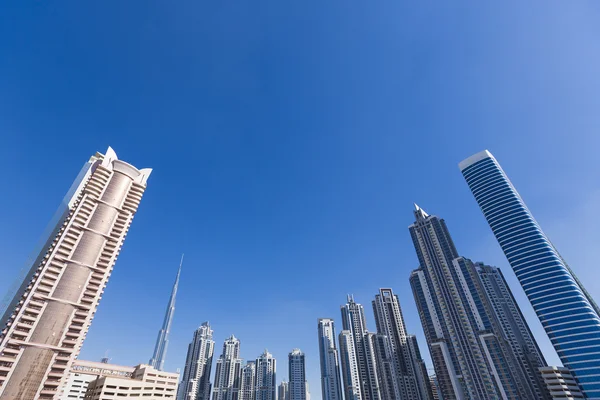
xmin=1 ymin=2 xmax=600 ymax=398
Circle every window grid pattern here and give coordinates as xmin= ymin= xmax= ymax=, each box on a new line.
xmin=462 ymin=155 xmax=600 ymax=398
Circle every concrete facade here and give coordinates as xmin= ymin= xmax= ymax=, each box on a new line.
xmin=0 ymin=147 xmax=151 ymax=400
xmin=84 ymin=363 xmax=178 ymax=399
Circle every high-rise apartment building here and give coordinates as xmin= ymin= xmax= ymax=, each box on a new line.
xmin=372 ymin=288 xmax=433 ymax=400
xmin=367 ymin=333 xmax=398 ymax=400
xmin=213 ymin=335 xmax=242 ymax=400
xmin=0 ymin=147 xmax=151 ymax=400
xmin=409 ymin=205 xmax=539 ymax=399
xmin=288 ymin=349 xmax=306 ymax=400
xmin=341 ymin=296 xmax=380 ymax=400
xmin=317 ymin=319 xmax=343 ymax=400
xmin=255 ymin=350 xmax=276 ymax=400
xmin=277 ymin=381 xmax=289 ymax=400
xmin=178 ymin=322 xmax=215 ymax=400
xmin=475 ymin=262 xmax=550 ymax=398
xmin=241 ymin=362 xmax=256 ymax=400
xmin=150 ymin=256 xmax=183 ymax=371
xmin=460 ymin=150 xmax=600 ymax=398
xmin=339 ymin=330 xmax=363 ymax=400
xmin=539 ymin=366 xmax=584 ymax=399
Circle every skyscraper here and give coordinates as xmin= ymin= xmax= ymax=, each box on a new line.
xmin=241 ymin=362 xmax=256 ymax=400
xmin=288 ymin=349 xmax=306 ymax=400
xmin=460 ymin=150 xmax=600 ymax=398
xmin=339 ymin=330 xmax=363 ymax=400
xmin=213 ymin=335 xmax=242 ymax=400
xmin=255 ymin=350 xmax=276 ymax=400
xmin=409 ymin=205 xmax=538 ymax=399
xmin=0 ymin=147 xmax=151 ymax=400
xmin=341 ymin=296 xmax=380 ymax=400
xmin=475 ymin=262 xmax=550 ymax=399
xmin=277 ymin=381 xmax=289 ymax=400
xmin=368 ymin=333 xmax=398 ymax=400
xmin=178 ymin=322 xmax=215 ymax=400
xmin=317 ymin=319 xmax=343 ymax=400
xmin=372 ymin=288 xmax=433 ymax=400
xmin=150 ymin=255 xmax=184 ymax=371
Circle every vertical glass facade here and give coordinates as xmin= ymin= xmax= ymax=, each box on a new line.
xmin=460 ymin=150 xmax=600 ymax=398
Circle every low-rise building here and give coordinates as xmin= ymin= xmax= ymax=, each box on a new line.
xmin=58 ymin=360 xmax=178 ymax=399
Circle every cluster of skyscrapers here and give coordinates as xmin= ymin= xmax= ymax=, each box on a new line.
xmin=176 ymin=324 xmax=309 ymax=400
xmin=0 ymin=147 xmax=598 ymax=399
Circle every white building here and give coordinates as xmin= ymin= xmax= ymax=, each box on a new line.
xmin=339 ymin=331 xmax=362 ymax=400
xmin=317 ymin=319 xmax=343 ymax=400
xmin=540 ymin=367 xmax=584 ymax=399
xmin=84 ymin=363 xmax=179 ymax=399
xmin=0 ymin=147 xmax=151 ymax=400
xmin=288 ymin=349 xmax=306 ymax=400
xmin=59 ymin=359 xmax=134 ymax=400
xmin=241 ymin=361 xmax=256 ymax=400
xmin=59 ymin=359 xmax=178 ymax=400
xmin=178 ymin=322 xmax=215 ymax=400
xmin=213 ymin=335 xmax=243 ymax=400
xmin=255 ymin=350 xmax=276 ymax=400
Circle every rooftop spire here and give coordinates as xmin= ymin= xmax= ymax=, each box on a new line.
xmin=149 ymin=254 xmax=183 ymax=371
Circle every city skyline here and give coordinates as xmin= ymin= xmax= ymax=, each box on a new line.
xmin=0 ymin=144 xmax=597 ymax=400
xmin=2 ymin=2 xmax=599 ymax=399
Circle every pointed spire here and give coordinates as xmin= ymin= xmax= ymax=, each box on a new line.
xmin=149 ymin=255 xmax=184 ymax=371
xmin=414 ymin=203 xmax=429 ymax=219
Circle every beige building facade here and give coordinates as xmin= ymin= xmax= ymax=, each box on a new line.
xmin=84 ymin=363 xmax=179 ymax=399
xmin=0 ymin=147 xmax=151 ymax=399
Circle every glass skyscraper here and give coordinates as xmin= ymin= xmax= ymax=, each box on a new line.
xmin=460 ymin=150 xmax=600 ymax=398
xmin=409 ymin=206 xmax=539 ymax=399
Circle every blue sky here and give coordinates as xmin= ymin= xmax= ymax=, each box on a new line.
xmin=1 ymin=1 xmax=600 ymax=398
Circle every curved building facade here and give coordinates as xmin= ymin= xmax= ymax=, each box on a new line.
xmin=0 ymin=147 xmax=151 ymax=399
xmin=460 ymin=150 xmax=600 ymax=398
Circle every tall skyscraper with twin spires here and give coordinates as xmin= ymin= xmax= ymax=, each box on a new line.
xmin=0 ymin=147 xmax=151 ymax=400
xmin=460 ymin=150 xmax=600 ymax=398
xmin=408 ymin=205 xmax=546 ymax=399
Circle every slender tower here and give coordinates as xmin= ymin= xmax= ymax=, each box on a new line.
xmin=213 ymin=335 xmax=243 ymax=400
xmin=459 ymin=150 xmax=600 ymax=397
xmin=372 ymin=288 xmax=433 ymax=400
xmin=341 ymin=296 xmax=380 ymax=400
xmin=339 ymin=330 xmax=363 ymax=400
xmin=178 ymin=322 xmax=216 ymax=400
xmin=241 ymin=362 xmax=256 ymax=400
xmin=255 ymin=350 xmax=277 ymax=400
xmin=150 ymin=255 xmax=183 ymax=371
xmin=278 ymin=381 xmax=289 ymax=400
xmin=317 ymin=319 xmax=343 ymax=400
xmin=0 ymin=147 xmax=151 ymax=400
xmin=288 ymin=349 xmax=306 ymax=400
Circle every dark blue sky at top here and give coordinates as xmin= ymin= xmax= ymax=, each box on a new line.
xmin=1 ymin=1 xmax=600 ymax=398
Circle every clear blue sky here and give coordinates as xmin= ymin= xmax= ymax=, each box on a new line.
xmin=1 ymin=2 xmax=600 ymax=398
